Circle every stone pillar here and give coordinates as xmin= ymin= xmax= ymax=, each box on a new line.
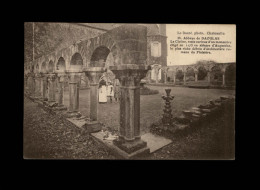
xmin=183 ymin=72 xmax=186 ymax=85
xmin=65 ymin=72 xmax=82 ymax=118
xmin=222 ymin=72 xmax=225 ymax=86
xmin=109 ymin=64 xmax=150 ymax=156
xmin=84 ymin=67 xmax=106 ymax=126
xmin=173 ymin=73 xmax=176 ymax=85
xmin=42 ymin=75 xmax=48 ymax=100
xmin=47 ymin=73 xmax=57 ymax=102
xmin=195 ymin=71 xmax=198 ymax=82
xmin=207 ymin=71 xmax=211 ymax=83
xmin=31 ymin=74 xmax=35 ymax=97
xmin=155 ymin=67 xmax=159 ymax=83
xmin=53 ymin=74 xmax=67 ymax=110
xmin=164 ymin=71 xmax=167 ymax=84
xmin=35 ymin=74 xmax=42 ymax=98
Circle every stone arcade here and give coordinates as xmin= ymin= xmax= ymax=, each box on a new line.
xmin=24 ymin=24 xmax=151 ymax=158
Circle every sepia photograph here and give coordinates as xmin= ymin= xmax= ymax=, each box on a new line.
xmin=23 ymin=23 xmax=236 ymax=160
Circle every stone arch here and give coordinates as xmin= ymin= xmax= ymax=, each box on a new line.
xmin=186 ymin=67 xmax=195 ymax=81
xmin=56 ymin=57 xmax=66 ymax=72
xmin=225 ymin=64 xmax=236 ymax=86
xmin=41 ymin=62 xmax=47 ymax=73
xmin=210 ymin=65 xmax=222 ymax=85
xmin=48 ymin=60 xmax=55 ymax=73
xmin=197 ymin=65 xmax=207 ymax=80
xmin=90 ymin=46 xmax=111 ymax=67
xmin=69 ymin=52 xmax=83 ymax=71
xmin=176 ymin=69 xmax=184 ymax=81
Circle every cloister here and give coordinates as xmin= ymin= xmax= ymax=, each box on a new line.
xmin=24 ymin=24 xmax=236 ymax=157
xmin=148 ymin=61 xmax=236 ymax=86
xmin=24 ymin=24 xmax=151 ymax=156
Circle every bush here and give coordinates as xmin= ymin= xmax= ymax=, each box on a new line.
xmin=140 ymin=87 xmax=159 ymax=95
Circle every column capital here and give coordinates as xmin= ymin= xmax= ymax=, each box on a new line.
xmin=109 ymin=64 xmax=151 ymax=86
xmin=47 ymin=73 xmax=57 ymax=81
xmin=66 ymin=72 xmax=82 ymax=83
xmin=83 ymin=67 xmax=107 ymax=84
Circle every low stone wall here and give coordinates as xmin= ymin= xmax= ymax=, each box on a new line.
xmin=150 ymin=95 xmax=235 ymax=139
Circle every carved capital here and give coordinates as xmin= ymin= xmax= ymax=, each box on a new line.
xmin=83 ymin=67 xmax=106 ymax=84
xmin=110 ymin=64 xmax=150 ymax=87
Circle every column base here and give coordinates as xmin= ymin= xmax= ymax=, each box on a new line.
xmin=83 ymin=121 xmax=102 ymax=133
xmin=53 ymin=105 xmax=67 ymax=111
xmin=113 ymin=138 xmax=149 ymax=154
xmin=39 ymin=97 xmax=48 ymax=101
xmin=65 ymin=111 xmax=81 ymax=118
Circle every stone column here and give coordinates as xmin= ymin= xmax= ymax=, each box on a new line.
xmin=173 ymin=73 xmax=176 ymax=85
xmin=54 ymin=74 xmax=67 ymax=110
xmin=222 ymin=71 xmax=226 ymax=86
xmin=183 ymin=72 xmax=186 ymax=85
xmin=195 ymin=71 xmax=198 ymax=82
xmin=42 ymin=75 xmax=48 ymax=101
xmin=47 ymin=73 xmax=57 ymax=103
xmin=65 ymin=72 xmax=82 ymax=118
xmin=84 ymin=67 xmax=106 ymax=131
xmin=31 ymin=74 xmax=36 ymax=97
xmin=109 ymin=64 xmax=150 ymax=156
xmin=35 ymin=74 xmax=41 ymax=98
xmin=155 ymin=67 xmax=159 ymax=83
xmin=207 ymin=71 xmax=211 ymax=83
xmin=164 ymin=70 xmax=167 ymax=84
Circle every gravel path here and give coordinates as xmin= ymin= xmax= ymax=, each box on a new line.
xmin=23 ymin=97 xmax=116 ymax=159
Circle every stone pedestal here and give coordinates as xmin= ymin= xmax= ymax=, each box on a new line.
xmin=83 ymin=67 xmax=106 ymax=132
xmin=109 ymin=64 xmax=150 ymax=156
xmin=65 ymin=72 xmax=81 ymax=118
xmin=47 ymin=73 xmax=57 ymax=103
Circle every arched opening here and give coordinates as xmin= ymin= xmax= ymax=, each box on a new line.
xmin=56 ymin=57 xmax=66 ymax=72
xmin=90 ymin=46 xmax=110 ymax=67
xmin=35 ymin=64 xmax=39 ymax=73
xmin=48 ymin=60 xmax=54 ymax=73
xmin=186 ymin=67 xmax=195 ymax=82
xmin=41 ymin=62 xmax=46 ymax=73
xmin=225 ymin=64 xmax=236 ymax=86
xmin=176 ymin=70 xmax=184 ymax=82
xmin=198 ymin=66 xmax=207 ymax=80
xmin=71 ymin=53 xmax=83 ymax=66
xmin=210 ymin=65 xmax=222 ymax=85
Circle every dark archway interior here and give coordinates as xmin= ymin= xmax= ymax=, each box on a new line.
xmin=36 ymin=64 xmax=39 ymax=73
xmin=41 ymin=62 xmax=46 ymax=73
xmin=71 ymin=53 xmax=83 ymax=65
xmin=186 ymin=67 xmax=195 ymax=81
xmin=90 ymin=46 xmax=110 ymax=67
xmin=48 ymin=61 xmax=54 ymax=73
xmin=176 ymin=70 xmax=184 ymax=81
xmin=225 ymin=64 xmax=236 ymax=86
xmin=210 ymin=66 xmax=222 ymax=84
xmin=198 ymin=66 xmax=207 ymax=80
xmin=57 ymin=57 xmax=66 ymax=72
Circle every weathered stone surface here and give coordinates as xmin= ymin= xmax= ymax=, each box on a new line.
xmin=84 ymin=121 xmax=102 ymax=133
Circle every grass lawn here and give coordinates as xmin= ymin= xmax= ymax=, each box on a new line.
xmin=58 ymin=86 xmax=235 ymax=135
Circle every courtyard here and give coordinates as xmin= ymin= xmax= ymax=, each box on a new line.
xmin=24 ymin=86 xmax=235 ymax=159
xmin=59 ymin=85 xmax=235 ymax=135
